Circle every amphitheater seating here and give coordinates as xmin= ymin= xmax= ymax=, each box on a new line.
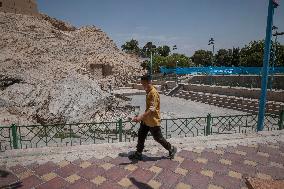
xmin=171 ymin=89 xmax=283 ymax=115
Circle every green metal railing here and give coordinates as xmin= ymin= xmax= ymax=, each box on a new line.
xmin=0 ymin=112 xmax=282 ymax=152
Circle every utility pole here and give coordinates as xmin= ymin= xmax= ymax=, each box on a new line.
xmin=257 ymin=0 xmax=279 ymax=131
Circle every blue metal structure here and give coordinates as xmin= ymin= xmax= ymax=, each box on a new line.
xmin=257 ymin=0 xmax=279 ymax=131
xmin=160 ymin=66 xmax=284 ymax=75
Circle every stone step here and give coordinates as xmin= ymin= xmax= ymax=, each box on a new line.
xmin=174 ymin=90 xmax=283 ymax=114
xmin=119 ymin=87 xmax=133 ymax=90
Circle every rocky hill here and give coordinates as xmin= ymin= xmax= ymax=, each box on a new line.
xmin=0 ymin=12 xmax=144 ymax=125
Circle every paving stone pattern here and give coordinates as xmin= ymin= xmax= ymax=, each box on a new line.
xmin=1 ymin=142 xmax=284 ymax=189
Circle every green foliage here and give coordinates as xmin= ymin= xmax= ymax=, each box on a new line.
xmin=239 ymin=40 xmax=265 ymax=67
xmin=191 ymin=50 xmax=212 ymax=66
xmin=157 ymin=45 xmax=171 ymax=57
xmin=231 ymin=48 xmax=240 ymax=67
xmin=273 ymin=42 xmax=284 ymax=67
xmin=238 ymin=40 xmax=284 ymax=67
xmin=142 ymin=53 xmax=194 ymax=73
xmin=214 ymin=48 xmax=240 ymax=67
xmin=141 ymin=60 xmax=149 ymax=70
xmin=215 ymin=49 xmax=232 ymax=67
xmin=121 ymin=39 xmax=140 ymax=54
xmin=192 ymin=40 xmax=284 ymax=67
xmin=122 ymin=38 xmax=284 ymax=71
xmin=141 ymin=42 xmax=156 ymax=57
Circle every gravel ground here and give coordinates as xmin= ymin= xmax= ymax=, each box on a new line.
xmin=130 ymin=94 xmax=245 ymax=118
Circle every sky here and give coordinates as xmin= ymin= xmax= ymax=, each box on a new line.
xmin=37 ymin=0 xmax=284 ymax=56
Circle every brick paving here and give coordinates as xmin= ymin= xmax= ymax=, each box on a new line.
xmin=1 ymin=132 xmax=284 ymax=189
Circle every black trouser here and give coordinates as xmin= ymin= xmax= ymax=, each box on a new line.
xmin=136 ymin=122 xmax=171 ymax=153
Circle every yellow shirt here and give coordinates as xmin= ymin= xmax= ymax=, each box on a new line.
xmin=142 ymin=86 xmax=161 ymax=127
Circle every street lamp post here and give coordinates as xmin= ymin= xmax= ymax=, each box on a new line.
xmin=208 ymin=38 xmax=215 ymax=85
xmin=149 ymin=47 xmax=156 ymax=77
xmin=176 ymin=60 xmax=179 ymax=84
xmin=150 ymin=51 xmax=153 ymax=76
xmin=173 ymin=45 xmax=178 ymax=84
xmin=208 ymin=38 xmax=215 ymax=66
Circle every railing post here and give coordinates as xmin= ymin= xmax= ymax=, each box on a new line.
xmin=279 ymin=110 xmax=284 ymax=130
xmin=165 ymin=120 xmax=168 ymax=139
xmin=69 ymin=125 xmax=73 ymax=146
xmin=206 ymin=114 xmax=212 ymax=136
xmin=11 ymin=124 xmax=19 ymax=149
xmin=118 ymin=119 xmax=123 ymax=142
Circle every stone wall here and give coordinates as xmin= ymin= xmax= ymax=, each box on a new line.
xmin=89 ymin=64 xmax=113 ymax=79
xmin=0 ymin=0 xmax=38 ymax=16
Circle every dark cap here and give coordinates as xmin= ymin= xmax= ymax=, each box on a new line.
xmin=140 ymin=75 xmax=152 ymax=81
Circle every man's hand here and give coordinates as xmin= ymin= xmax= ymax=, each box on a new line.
xmin=132 ymin=115 xmax=143 ymax=122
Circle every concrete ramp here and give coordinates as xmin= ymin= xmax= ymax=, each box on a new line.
xmin=166 ymin=83 xmax=183 ymax=96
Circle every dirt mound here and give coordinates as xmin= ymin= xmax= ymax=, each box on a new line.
xmin=41 ymin=14 xmax=76 ymax=31
xmin=0 ymin=12 xmax=144 ymax=125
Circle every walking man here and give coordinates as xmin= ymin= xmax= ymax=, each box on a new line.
xmin=129 ymin=75 xmax=177 ymax=160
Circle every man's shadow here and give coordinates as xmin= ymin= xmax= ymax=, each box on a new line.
xmin=0 ymin=169 xmax=23 ymax=189
xmin=129 ymin=177 xmax=153 ymax=189
xmin=118 ymin=151 xmax=168 ymax=166
xmin=0 ymin=169 xmax=9 ymax=178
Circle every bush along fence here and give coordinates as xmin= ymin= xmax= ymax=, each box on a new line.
xmin=0 ymin=112 xmax=283 ymax=152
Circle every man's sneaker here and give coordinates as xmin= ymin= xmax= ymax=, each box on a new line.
xmin=169 ymin=146 xmax=177 ymax=159
xmin=128 ymin=152 xmax=142 ymax=161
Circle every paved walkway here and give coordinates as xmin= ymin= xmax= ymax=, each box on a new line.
xmin=1 ymin=131 xmax=284 ymax=189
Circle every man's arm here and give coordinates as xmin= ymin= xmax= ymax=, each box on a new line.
xmin=133 ymin=93 xmax=157 ymax=122
xmin=132 ymin=109 xmax=152 ymax=122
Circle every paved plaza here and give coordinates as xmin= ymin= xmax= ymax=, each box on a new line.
xmin=1 ymin=131 xmax=284 ymax=189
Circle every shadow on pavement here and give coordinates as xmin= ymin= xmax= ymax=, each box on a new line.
xmin=129 ymin=177 xmax=153 ymax=189
xmin=0 ymin=170 xmax=23 ymax=189
xmin=118 ymin=151 xmax=168 ymax=165
xmin=0 ymin=181 xmax=23 ymax=189
xmin=0 ymin=169 xmax=10 ymax=178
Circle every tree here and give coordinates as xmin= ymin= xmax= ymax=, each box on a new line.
xmin=150 ymin=53 xmax=193 ymax=73
xmin=157 ymin=45 xmax=171 ymax=57
xmin=141 ymin=42 xmax=156 ymax=58
xmin=215 ymin=49 xmax=233 ymax=67
xmin=273 ymin=42 xmax=284 ymax=67
xmin=238 ymin=40 xmax=279 ymax=67
xmin=191 ymin=50 xmax=212 ymax=66
xmin=231 ymin=47 xmax=240 ymax=67
xmin=190 ymin=40 xmax=284 ymax=67
xmin=121 ymin=39 xmax=140 ymax=54
xmin=239 ymin=40 xmax=265 ymax=67
xmin=141 ymin=61 xmax=149 ymax=70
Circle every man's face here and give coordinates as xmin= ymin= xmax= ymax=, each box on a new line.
xmin=141 ymin=80 xmax=149 ymax=91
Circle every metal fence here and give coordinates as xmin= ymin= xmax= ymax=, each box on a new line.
xmin=0 ymin=112 xmax=283 ymax=152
